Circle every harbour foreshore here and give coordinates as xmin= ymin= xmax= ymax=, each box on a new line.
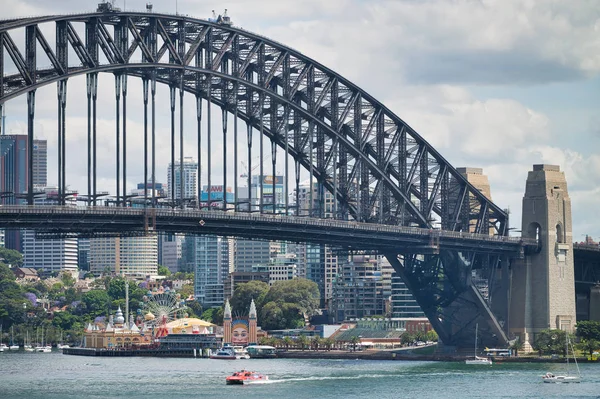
xmin=63 ymin=347 xmax=594 ymax=363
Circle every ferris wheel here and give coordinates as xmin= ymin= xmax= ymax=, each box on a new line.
xmin=142 ymin=289 xmax=187 ymax=328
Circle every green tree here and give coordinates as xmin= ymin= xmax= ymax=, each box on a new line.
xmin=263 ymin=279 xmax=320 ymax=317
xmin=157 ymin=265 xmax=171 ymax=276
xmin=323 ymin=337 xmax=334 ymax=351
xmin=297 ymin=335 xmax=310 ymax=351
xmin=231 ymin=280 xmax=270 ymax=315
xmin=576 ymin=321 xmax=600 ymax=341
xmin=60 ymin=273 xmax=75 ymax=288
xmin=532 ymin=329 xmax=567 ymax=356
xmin=282 ymin=336 xmax=294 ymax=349
xmin=401 ymin=332 xmax=415 ymax=346
xmin=81 ymin=290 xmax=111 ymax=317
xmin=577 ymin=339 xmax=599 ymax=357
xmin=0 ymin=247 xmax=23 ymax=267
xmin=510 ymin=338 xmax=524 ymax=357
xmin=425 ymin=330 xmax=438 ymax=342
xmin=311 ymin=336 xmax=323 ymax=351
xmin=349 ymin=335 xmax=360 ymax=351
xmin=186 ymin=300 xmax=203 ymax=318
xmin=179 ymin=284 xmax=194 ymax=299
xmin=260 ymin=301 xmax=285 ymax=330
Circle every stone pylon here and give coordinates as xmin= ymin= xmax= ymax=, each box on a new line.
xmin=509 ymin=164 xmax=576 ymax=352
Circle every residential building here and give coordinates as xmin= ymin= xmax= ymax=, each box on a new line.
xmin=253 ymin=254 xmax=298 ymax=285
xmin=187 ymin=235 xmax=230 ymax=307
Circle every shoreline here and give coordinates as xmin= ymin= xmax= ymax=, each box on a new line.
xmin=63 ymin=347 xmax=594 ymax=363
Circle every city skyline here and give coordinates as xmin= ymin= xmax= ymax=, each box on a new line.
xmin=0 ymin=0 xmax=598 ymax=239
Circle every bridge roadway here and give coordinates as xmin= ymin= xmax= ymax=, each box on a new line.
xmin=0 ymin=205 xmax=530 ymax=255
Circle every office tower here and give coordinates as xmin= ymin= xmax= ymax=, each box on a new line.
xmin=167 ymin=157 xmax=198 ymax=201
xmin=21 ymin=186 xmax=77 ymax=273
xmin=159 ymin=233 xmax=184 ymax=273
xmin=187 ymin=236 xmax=230 ymax=308
xmin=0 ymin=136 xmax=47 ymax=251
xmin=89 ymin=235 xmax=158 ymax=277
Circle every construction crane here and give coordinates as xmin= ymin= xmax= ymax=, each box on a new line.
xmin=240 ymin=154 xmax=271 ymax=180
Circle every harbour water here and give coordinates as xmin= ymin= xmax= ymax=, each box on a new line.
xmin=1 ymin=351 xmax=599 ymax=398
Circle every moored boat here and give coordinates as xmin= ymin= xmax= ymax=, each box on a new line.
xmin=210 ymin=347 xmax=237 ymax=360
xmin=226 ymin=370 xmax=269 ymax=385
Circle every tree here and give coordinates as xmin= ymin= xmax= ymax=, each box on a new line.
xmin=186 ymin=300 xmax=203 ymax=318
xmin=425 ymin=330 xmax=438 ymax=343
xmin=157 ymin=265 xmax=171 ymax=276
xmin=297 ymin=335 xmax=310 ymax=351
xmin=577 ymin=339 xmax=599 ymax=357
xmin=510 ymin=338 xmax=524 ymax=357
xmin=81 ymin=290 xmax=111 ymax=317
xmin=576 ymin=321 xmax=600 ymax=342
xmin=0 ymin=247 xmax=23 ymax=267
xmin=263 ymin=279 xmax=320 ymax=317
xmin=260 ymin=301 xmax=285 ymax=330
xmin=532 ymin=329 xmax=567 ymax=356
xmin=349 ymin=335 xmax=360 ymax=352
xmin=282 ymin=336 xmax=294 ymax=349
xmin=60 ymin=273 xmax=75 ymax=288
xmin=311 ymin=336 xmax=323 ymax=351
xmin=230 ymin=280 xmax=270 ymax=315
xmin=323 ymin=337 xmax=334 ymax=351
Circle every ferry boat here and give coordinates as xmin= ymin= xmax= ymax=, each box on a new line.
xmin=210 ymin=347 xmax=237 ymax=360
xmin=226 ymin=370 xmax=269 ymax=385
xmin=232 ymin=345 xmax=250 ymax=359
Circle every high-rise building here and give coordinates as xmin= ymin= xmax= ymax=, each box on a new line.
xmin=23 ymin=230 xmax=78 ymax=273
xmin=78 ymin=238 xmax=90 ymax=271
xmin=159 ymin=233 xmax=184 ymax=273
xmin=22 ymin=186 xmax=78 ymax=273
xmin=0 ymin=135 xmax=47 ymax=251
xmin=167 ymin=157 xmax=198 ymax=201
xmin=89 ymin=235 xmax=158 ymax=277
xmin=187 ymin=235 xmax=230 ymax=308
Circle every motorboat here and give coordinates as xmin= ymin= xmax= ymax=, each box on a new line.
xmin=233 ymin=345 xmax=250 ymax=359
xmin=210 ymin=347 xmax=237 ymax=360
xmin=0 ymin=343 xmax=7 ymax=352
xmin=226 ymin=370 xmax=269 ymax=385
xmin=57 ymin=344 xmax=70 ymax=350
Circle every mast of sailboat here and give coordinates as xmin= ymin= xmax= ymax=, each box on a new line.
xmin=474 ymin=323 xmax=478 ymax=357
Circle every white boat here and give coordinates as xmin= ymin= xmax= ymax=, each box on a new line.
xmin=35 ymin=327 xmax=52 ymax=353
xmin=0 ymin=343 xmax=7 ymax=352
xmin=24 ymin=331 xmax=34 ymax=352
xmin=210 ymin=347 xmax=237 ymax=360
xmin=57 ymin=331 xmax=70 ymax=350
xmin=233 ymin=346 xmax=251 ymax=359
xmin=542 ymin=335 xmax=581 ymax=383
xmin=465 ymin=324 xmax=492 ymax=365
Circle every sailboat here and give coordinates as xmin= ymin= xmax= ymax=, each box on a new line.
xmin=542 ymin=335 xmax=581 ymax=383
xmin=465 ymin=323 xmax=493 ymax=365
xmin=0 ymin=325 xmax=7 ymax=351
xmin=57 ymin=331 xmax=70 ymax=350
xmin=9 ymin=326 xmax=19 ymax=350
xmin=24 ymin=331 xmax=34 ymax=352
xmin=35 ymin=326 xmax=52 ymax=353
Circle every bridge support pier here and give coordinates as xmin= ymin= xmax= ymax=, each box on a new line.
xmin=509 ymin=164 xmax=576 ymax=351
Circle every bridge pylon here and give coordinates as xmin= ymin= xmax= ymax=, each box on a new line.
xmin=510 ymin=164 xmax=576 ymax=352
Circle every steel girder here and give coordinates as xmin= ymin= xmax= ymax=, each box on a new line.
xmin=0 ymin=12 xmax=508 ymax=235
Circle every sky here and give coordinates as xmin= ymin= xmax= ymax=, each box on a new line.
xmin=1 ymin=0 xmax=599 ymax=240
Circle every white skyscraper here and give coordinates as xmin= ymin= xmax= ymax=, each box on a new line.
xmin=23 ymin=231 xmax=78 ymax=273
xmin=89 ymin=235 xmax=158 ymax=277
xmin=167 ymin=157 xmax=198 ymax=201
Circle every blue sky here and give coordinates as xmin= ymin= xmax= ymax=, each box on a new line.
xmin=1 ymin=0 xmax=599 ymax=240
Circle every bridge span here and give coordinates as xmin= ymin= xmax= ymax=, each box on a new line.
xmin=0 ymin=205 xmax=530 ymax=254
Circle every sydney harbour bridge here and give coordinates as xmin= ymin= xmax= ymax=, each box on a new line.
xmin=0 ymin=6 xmax=557 ymax=349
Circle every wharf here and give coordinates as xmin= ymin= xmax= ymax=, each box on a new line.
xmin=63 ymin=347 xmax=205 ymax=358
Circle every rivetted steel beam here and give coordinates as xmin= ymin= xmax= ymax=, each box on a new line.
xmin=26 ymin=90 xmax=35 ymax=205
xmin=151 ymin=74 xmax=157 ymax=206
xmin=57 ymin=79 xmax=67 ymax=205
xmin=92 ymin=73 xmax=98 ymax=206
xmin=222 ymin=107 xmax=228 ymax=211
xmin=170 ymin=84 xmax=176 ymax=207
xmin=143 ymin=77 xmax=149 ymax=206
xmin=179 ymin=79 xmax=184 ymax=209
xmin=122 ymin=75 xmax=127 ymax=205
xmin=115 ymin=74 xmax=121 ymax=206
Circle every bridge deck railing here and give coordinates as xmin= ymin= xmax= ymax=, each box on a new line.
xmin=0 ymin=205 xmax=534 ymax=246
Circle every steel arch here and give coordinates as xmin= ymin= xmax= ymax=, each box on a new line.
xmin=0 ymin=11 xmax=507 ymax=234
